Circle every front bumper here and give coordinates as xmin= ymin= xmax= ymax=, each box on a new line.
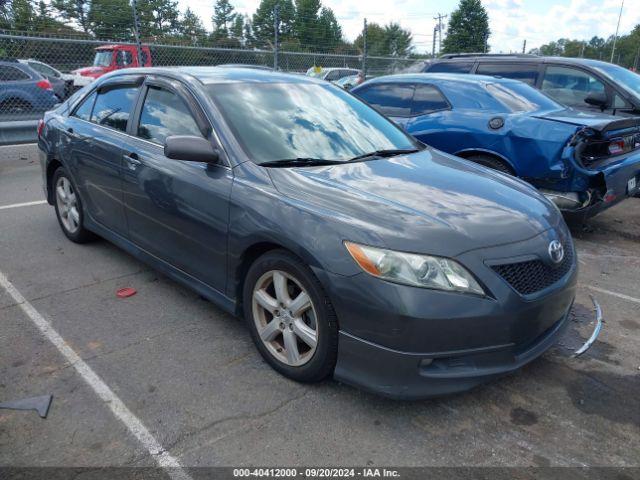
xmin=318 ymin=228 xmax=577 ymax=399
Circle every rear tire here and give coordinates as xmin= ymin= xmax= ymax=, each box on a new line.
xmin=243 ymin=250 xmax=338 ymax=383
xmin=52 ymin=167 xmax=95 ymax=243
xmin=465 ymin=154 xmax=514 ymax=175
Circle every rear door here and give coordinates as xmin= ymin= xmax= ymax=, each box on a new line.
xmin=63 ymin=76 xmax=143 ymax=237
xmin=122 ymin=76 xmax=233 ymax=292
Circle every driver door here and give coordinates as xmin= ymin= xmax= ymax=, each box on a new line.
xmin=121 ymin=77 xmax=233 ymax=293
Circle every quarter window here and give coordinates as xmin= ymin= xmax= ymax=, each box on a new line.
xmin=137 ymin=87 xmax=202 ymax=145
xmin=0 ymin=66 xmax=30 ymax=81
xmin=73 ymin=91 xmax=97 ymax=121
xmin=411 ymin=85 xmax=449 ymax=115
xmin=542 ymin=66 xmax=606 ymax=107
xmin=426 ymin=62 xmax=474 ymax=73
xmin=90 ymin=86 xmax=139 ymax=132
xmin=357 ymin=83 xmax=414 ymax=117
xmin=476 ymin=63 xmax=538 ymax=86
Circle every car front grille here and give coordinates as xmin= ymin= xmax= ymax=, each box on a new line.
xmin=490 ymin=242 xmax=574 ymax=296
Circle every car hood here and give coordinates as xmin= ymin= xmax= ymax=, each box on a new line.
xmin=71 ymin=66 xmax=106 ymax=77
xmin=267 ymin=149 xmax=561 ymax=257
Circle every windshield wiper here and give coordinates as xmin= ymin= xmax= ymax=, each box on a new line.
xmin=349 ymin=148 xmax=421 ymax=162
xmin=259 ymin=157 xmax=350 ymax=168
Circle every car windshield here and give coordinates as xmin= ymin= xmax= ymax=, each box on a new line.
xmin=206 ymin=82 xmax=417 ymax=164
xmin=592 ymin=63 xmax=640 ymax=97
xmin=93 ymin=51 xmax=113 ymax=67
xmin=486 ymin=82 xmax=563 ymax=113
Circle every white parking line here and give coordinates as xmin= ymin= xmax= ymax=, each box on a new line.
xmin=0 ymin=270 xmax=193 ymax=480
xmin=0 ymin=200 xmax=47 ymax=211
xmin=588 ymin=285 xmax=640 ymax=305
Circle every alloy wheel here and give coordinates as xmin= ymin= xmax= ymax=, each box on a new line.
xmin=251 ymin=270 xmax=318 ymax=367
xmin=55 ymin=176 xmax=80 ymax=234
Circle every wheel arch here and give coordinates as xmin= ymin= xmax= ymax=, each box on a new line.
xmin=231 ymin=238 xmax=327 ymax=317
xmin=45 ymin=158 xmax=64 ymax=205
xmin=454 ymin=148 xmax=517 ymax=175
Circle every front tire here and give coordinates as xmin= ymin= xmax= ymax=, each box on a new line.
xmin=52 ymin=167 xmax=95 ymax=243
xmin=243 ymin=250 xmax=338 ymax=383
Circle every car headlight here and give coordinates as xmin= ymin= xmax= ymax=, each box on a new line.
xmin=344 ymin=241 xmax=485 ymax=295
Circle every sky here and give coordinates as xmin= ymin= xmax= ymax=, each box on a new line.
xmin=180 ymin=0 xmax=638 ymax=54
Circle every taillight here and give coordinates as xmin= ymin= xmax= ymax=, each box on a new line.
xmin=608 ymin=139 xmax=625 ymax=155
xmin=36 ymin=79 xmax=52 ymax=90
xmin=37 ymin=119 xmax=44 ymax=137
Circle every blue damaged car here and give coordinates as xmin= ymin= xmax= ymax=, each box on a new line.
xmin=352 ymin=73 xmax=640 ymax=220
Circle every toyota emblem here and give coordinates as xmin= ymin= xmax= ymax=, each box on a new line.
xmin=548 ymin=240 xmax=564 ymax=264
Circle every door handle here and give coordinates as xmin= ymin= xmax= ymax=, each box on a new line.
xmin=123 ymin=153 xmax=142 ymax=170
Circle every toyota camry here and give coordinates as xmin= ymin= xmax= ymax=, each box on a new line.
xmin=37 ymin=67 xmax=577 ymax=399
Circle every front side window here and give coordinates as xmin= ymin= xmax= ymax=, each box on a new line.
xmin=411 ymin=85 xmax=449 ymax=115
xmin=73 ymin=91 xmax=97 ymax=121
xmin=542 ymin=66 xmax=606 ymax=107
xmin=0 ymin=66 xmax=30 ymax=81
xmin=206 ymin=82 xmax=416 ymax=164
xmin=93 ymin=51 xmax=113 ymax=67
xmin=90 ymin=86 xmax=139 ymax=132
xmin=137 ymin=87 xmax=202 ymax=145
xmin=476 ymin=63 xmax=538 ymax=86
xmin=117 ymin=51 xmax=133 ymax=67
xmin=427 ymin=62 xmax=474 ymax=74
xmin=356 ymin=83 xmax=414 ymax=117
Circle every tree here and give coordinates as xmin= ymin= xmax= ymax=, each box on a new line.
xmin=231 ymin=13 xmax=244 ymax=41
xmin=441 ymin=0 xmax=490 ymax=54
xmin=252 ymin=0 xmax=295 ymax=46
xmin=9 ymin=0 xmax=35 ymax=31
xmin=137 ymin=0 xmax=181 ymax=37
xmin=88 ymin=0 xmax=133 ymax=40
xmin=180 ymin=7 xmax=206 ymax=39
xmin=51 ymin=0 xmax=91 ymax=32
xmin=354 ymin=22 xmax=412 ymax=57
xmin=212 ymin=0 xmax=235 ymax=38
xmin=293 ymin=0 xmax=320 ymax=47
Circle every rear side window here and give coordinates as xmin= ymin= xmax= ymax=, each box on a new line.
xmin=356 ymin=83 xmax=414 ymax=117
xmin=137 ymin=87 xmax=202 ymax=145
xmin=427 ymin=62 xmax=474 ymax=73
xmin=0 ymin=65 xmax=30 ymax=81
xmin=73 ymin=91 xmax=97 ymax=121
xmin=91 ymin=86 xmax=139 ymax=132
xmin=476 ymin=63 xmax=538 ymax=86
xmin=411 ymin=85 xmax=449 ymax=114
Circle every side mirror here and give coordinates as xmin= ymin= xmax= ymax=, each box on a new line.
xmin=164 ymin=135 xmax=219 ymax=164
xmin=584 ymin=92 xmax=608 ymax=109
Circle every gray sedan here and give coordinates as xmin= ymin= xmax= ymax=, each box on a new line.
xmin=37 ymin=67 xmax=577 ymax=399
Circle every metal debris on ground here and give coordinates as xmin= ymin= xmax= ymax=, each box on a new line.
xmin=0 ymin=394 xmax=53 ymax=418
xmin=573 ymin=295 xmax=603 ymax=358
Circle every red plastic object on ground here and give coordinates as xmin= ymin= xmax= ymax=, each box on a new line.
xmin=116 ymin=287 xmax=137 ymax=298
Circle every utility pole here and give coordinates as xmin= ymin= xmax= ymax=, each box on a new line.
xmin=131 ymin=0 xmax=143 ymax=65
xmin=362 ymin=18 xmax=368 ymax=76
xmin=634 ymin=43 xmax=640 ymax=71
xmin=610 ymin=0 xmax=624 ymax=63
xmin=522 ymin=39 xmax=526 ymax=54
xmin=432 ymin=25 xmax=437 ymax=58
xmin=580 ymin=42 xmax=585 ymax=57
xmin=433 ymin=13 xmax=446 ymax=55
xmin=273 ymin=4 xmax=279 ymax=70
xmin=484 ymin=33 xmax=488 ymax=53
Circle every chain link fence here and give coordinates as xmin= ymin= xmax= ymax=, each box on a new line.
xmin=0 ymin=31 xmax=417 ymax=128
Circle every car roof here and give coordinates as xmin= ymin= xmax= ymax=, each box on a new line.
xmin=432 ymin=55 xmax=619 ymax=69
xmin=101 ymin=66 xmax=328 ymax=85
xmin=361 ymin=72 xmax=522 ymax=87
